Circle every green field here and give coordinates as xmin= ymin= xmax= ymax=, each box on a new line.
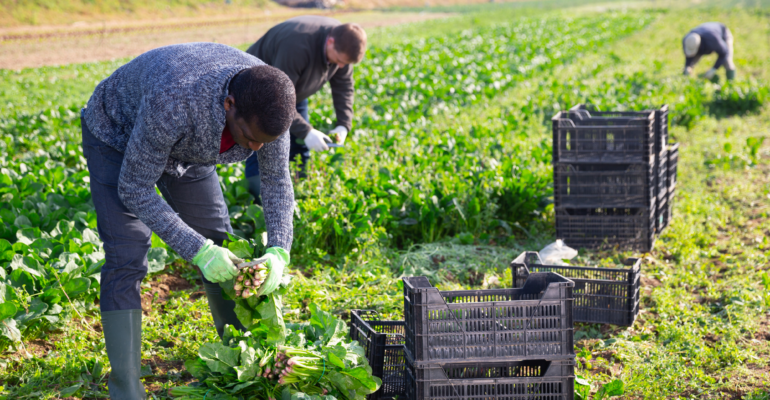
xmin=1 ymin=0 xmax=770 ymax=399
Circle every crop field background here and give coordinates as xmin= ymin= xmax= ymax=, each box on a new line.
xmin=1 ymin=0 xmax=770 ymax=398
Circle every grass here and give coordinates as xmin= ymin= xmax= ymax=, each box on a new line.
xmin=1 ymin=1 xmax=770 ymax=399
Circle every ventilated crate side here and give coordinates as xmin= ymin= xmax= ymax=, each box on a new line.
xmin=655 ymin=106 xmax=669 ymax=154
xmin=403 ymin=274 xmax=575 ymax=365
xmin=405 ymin=357 xmax=575 ymax=400
xmin=556 ymin=206 xmax=657 ymax=252
xmin=510 ymin=252 xmax=642 ymax=326
xmin=661 ymin=188 xmax=676 ymax=232
xmin=350 ymin=310 xmax=407 ymax=400
xmin=553 ymin=162 xmax=655 ymax=209
xmin=567 ymin=104 xmax=669 ymax=154
xmin=552 ymin=111 xmax=655 ymax=164
xmin=655 ymin=148 xmax=668 ymax=203
xmin=668 ymin=142 xmax=679 ymax=192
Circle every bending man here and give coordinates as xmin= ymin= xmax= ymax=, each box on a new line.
xmin=81 ymin=42 xmax=295 ymax=399
xmin=244 ymin=16 xmax=367 ymax=200
xmin=683 ymin=22 xmax=735 ymax=80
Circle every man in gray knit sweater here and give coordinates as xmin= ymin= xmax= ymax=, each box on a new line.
xmin=81 ymin=42 xmax=296 ymax=399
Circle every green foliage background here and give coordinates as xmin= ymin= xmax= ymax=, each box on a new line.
xmin=0 ymin=0 xmax=769 ymax=399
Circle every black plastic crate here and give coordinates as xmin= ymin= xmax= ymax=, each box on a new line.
xmin=552 ymin=109 xmax=655 ymax=164
xmin=668 ymin=143 xmax=679 ymax=192
xmin=403 ymin=273 xmax=574 ymax=365
xmin=510 ymin=252 xmax=642 ymax=326
xmin=659 ymin=187 xmax=675 ymax=233
xmin=556 ymin=206 xmax=656 ymax=252
xmin=655 ymin=148 xmax=668 ymax=203
xmin=553 ymin=162 xmax=655 ymax=208
xmin=405 ymin=354 xmax=575 ymax=400
xmin=569 ymin=104 xmax=668 ymax=154
xmin=655 ymin=106 xmax=669 ymax=154
xmin=350 ymin=310 xmax=407 ymax=400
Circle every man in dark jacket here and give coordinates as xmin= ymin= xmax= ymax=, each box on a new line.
xmin=683 ymin=22 xmax=735 ymax=80
xmin=81 ymin=42 xmax=296 ymax=399
xmin=244 ymin=16 xmax=367 ymax=200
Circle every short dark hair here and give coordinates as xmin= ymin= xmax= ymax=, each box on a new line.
xmin=330 ymin=23 xmax=367 ymax=63
xmin=228 ymin=65 xmax=296 ymax=137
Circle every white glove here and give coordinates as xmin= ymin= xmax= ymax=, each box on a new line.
xmin=327 ymin=126 xmax=348 ymax=145
xmin=304 ymin=129 xmax=330 ymax=152
xmin=702 ymin=68 xmax=717 ymax=80
xmin=683 ymin=66 xmax=693 ymax=76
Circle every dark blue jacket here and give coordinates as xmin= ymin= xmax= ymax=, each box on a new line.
xmin=684 ymin=22 xmax=730 ymax=70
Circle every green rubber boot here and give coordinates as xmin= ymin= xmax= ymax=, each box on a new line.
xmin=101 ymin=309 xmax=146 ymax=400
xmin=204 ymin=282 xmax=246 ymax=339
xmin=726 ymin=69 xmax=736 ymax=81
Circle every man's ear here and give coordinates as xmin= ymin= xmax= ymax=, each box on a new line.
xmin=224 ymin=94 xmax=235 ymax=111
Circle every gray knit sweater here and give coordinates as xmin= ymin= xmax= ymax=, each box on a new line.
xmin=83 ymin=42 xmax=294 ymax=261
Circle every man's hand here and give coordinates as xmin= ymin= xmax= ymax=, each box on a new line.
xmin=683 ymin=66 xmax=693 ymax=76
xmin=256 ymin=247 xmax=290 ymax=296
xmin=192 ymin=240 xmax=239 ymax=283
xmin=327 ymin=126 xmax=348 ymax=145
xmin=305 ymin=129 xmax=331 ymax=152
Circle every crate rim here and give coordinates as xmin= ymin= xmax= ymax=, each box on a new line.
xmin=510 ymin=251 xmax=641 ymax=278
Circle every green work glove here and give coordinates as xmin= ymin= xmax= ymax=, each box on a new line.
xmin=192 ymin=240 xmax=239 ymax=283
xmin=256 ymin=247 xmax=290 ymax=296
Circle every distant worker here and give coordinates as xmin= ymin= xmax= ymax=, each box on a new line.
xmin=244 ymin=16 xmax=367 ymax=201
xmin=683 ymin=22 xmax=735 ymax=81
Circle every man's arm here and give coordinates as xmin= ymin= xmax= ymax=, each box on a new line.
xmin=328 ymin=64 xmax=354 ymax=132
xmin=117 ymin=93 xmax=207 ymax=261
xmin=257 ymin=132 xmax=294 ymax=251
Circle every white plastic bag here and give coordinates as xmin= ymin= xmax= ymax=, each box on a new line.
xmin=539 ymin=240 xmax=577 ymax=265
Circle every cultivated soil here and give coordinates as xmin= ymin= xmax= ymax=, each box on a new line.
xmin=0 ymin=10 xmax=452 ymax=69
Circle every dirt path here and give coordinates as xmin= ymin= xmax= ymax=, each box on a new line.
xmin=0 ymin=11 xmax=451 ymax=70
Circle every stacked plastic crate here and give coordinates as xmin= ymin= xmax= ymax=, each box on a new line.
xmin=401 ymin=273 xmax=576 ymax=400
xmin=552 ymin=104 xmax=671 ymax=252
xmin=511 ymin=251 xmax=642 ymax=326
xmin=349 ymin=310 xmax=407 ymax=400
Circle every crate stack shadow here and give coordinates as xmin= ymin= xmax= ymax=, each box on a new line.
xmin=352 ymin=270 xmax=577 ymax=400
xmin=552 ymin=104 xmax=678 ymax=252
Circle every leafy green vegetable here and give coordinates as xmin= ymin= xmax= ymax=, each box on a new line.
xmin=172 ymin=304 xmax=380 ymax=400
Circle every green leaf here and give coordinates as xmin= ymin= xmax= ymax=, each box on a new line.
xmin=81 ymin=228 xmax=101 ymax=244
xmin=0 ymin=302 xmax=17 ymax=321
xmin=63 ymin=277 xmax=91 ymax=298
xmin=597 ymin=378 xmax=624 ymax=399
xmin=9 ymin=254 xmax=43 ymax=277
xmin=234 ymin=346 xmax=259 ymax=382
xmin=341 ymin=366 xmax=381 ymax=392
xmin=9 ymin=269 xmax=36 ymax=293
xmin=185 ymin=358 xmax=212 ymax=381
xmin=15 ymin=299 xmax=48 ymax=325
xmin=0 ymin=318 xmax=21 ymax=342
xmin=146 ymin=247 xmax=168 ymax=274
xmin=0 ymin=239 xmax=14 ymax=262
xmin=59 ymin=382 xmax=82 ymax=397
xmin=199 ymin=342 xmax=241 ymax=374
xmin=327 ymin=351 xmax=346 ymax=369
xmin=309 ymin=303 xmax=347 ymax=346
xmin=227 ymin=239 xmax=253 ymax=259
xmin=140 ymin=365 xmax=154 ymax=378
xmin=233 ymin=302 xmax=254 ymax=329
xmin=256 ymin=293 xmax=286 ymax=345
